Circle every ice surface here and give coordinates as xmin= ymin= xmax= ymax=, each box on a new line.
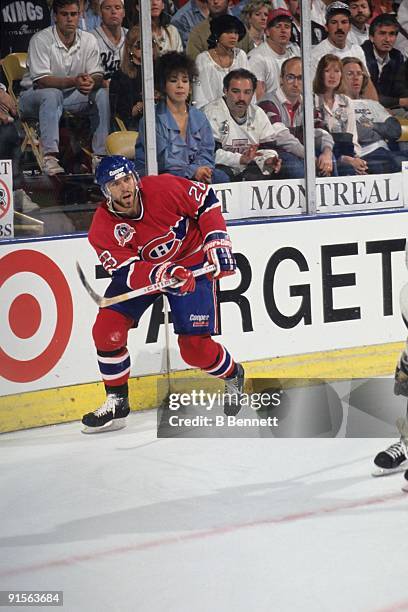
xmin=0 ymin=410 xmax=407 ymax=612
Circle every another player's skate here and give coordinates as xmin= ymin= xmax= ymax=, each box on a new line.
xmin=223 ymin=363 xmax=245 ymax=417
xmin=372 ymin=418 xmax=408 ymax=477
xmin=82 ymin=394 xmax=130 ymax=434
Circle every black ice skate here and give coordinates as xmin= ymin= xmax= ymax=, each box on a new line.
xmin=373 ymin=418 xmax=408 ymax=476
xmin=223 ymin=363 xmax=245 ymax=417
xmin=82 ymin=394 xmax=130 ymax=434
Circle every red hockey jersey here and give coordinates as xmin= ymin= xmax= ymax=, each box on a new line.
xmin=88 ymin=174 xmax=227 ymax=290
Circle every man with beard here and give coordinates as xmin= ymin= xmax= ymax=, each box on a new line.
xmin=348 ymin=0 xmax=372 ymax=45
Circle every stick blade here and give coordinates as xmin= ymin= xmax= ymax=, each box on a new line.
xmin=76 ymin=261 xmax=103 ymax=307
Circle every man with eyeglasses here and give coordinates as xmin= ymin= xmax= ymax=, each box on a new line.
xmin=258 ymin=57 xmax=335 ymax=176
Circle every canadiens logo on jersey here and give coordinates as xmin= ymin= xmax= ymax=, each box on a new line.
xmin=141 ymin=230 xmax=181 ymax=262
xmin=114 ymin=223 xmax=136 ymax=247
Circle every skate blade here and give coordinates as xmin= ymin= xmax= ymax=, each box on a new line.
xmin=372 ymin=462 xmax=408 ymax=477
xmin=81 ymin=418 xmax=127 ymax=434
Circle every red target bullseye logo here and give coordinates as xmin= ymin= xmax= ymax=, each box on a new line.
xmin=0 ymin=179 xmax=11 ymax=220
xmin=0 ymin=250 xmax=74 ymax=383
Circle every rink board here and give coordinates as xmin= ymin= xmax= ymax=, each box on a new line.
xmin=1 ymin=208 xmax=408 ymax=431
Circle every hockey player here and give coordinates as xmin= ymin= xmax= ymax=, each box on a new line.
xmin=373 ymin=348 xmax=408 ymax=478
xmin=81 ymin=155 xmax=244 ymax=432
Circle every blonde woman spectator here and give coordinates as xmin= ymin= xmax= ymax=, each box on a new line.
xmin=341 ymin=56 xmax=408 ymax=173
xmin=240 ymin=0 xmax=272 ymax=49
xmin=193 ymin=14 xmax=248 ymax=108
xmin=313 ymin=53 xmax=367 ymax=175
xmin=109 ymin=25 xmax=159 ymax=129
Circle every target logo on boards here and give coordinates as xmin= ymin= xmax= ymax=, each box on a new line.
xmin=0 ymin=179 xmax=11 ymax=220
xmin=0 ymin=250 xmax=74 ymax=383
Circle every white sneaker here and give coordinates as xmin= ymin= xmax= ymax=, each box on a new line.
xmin=13 ymin=189 xmax=40 ymax=213
xmin=91 ymin=155 xmax=103 ymax=175
xmin=43 ymin=156 xmax=65 ymax=176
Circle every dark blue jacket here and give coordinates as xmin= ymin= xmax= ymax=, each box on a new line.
xmin=362 ymin=40 xmax=408 ymax=108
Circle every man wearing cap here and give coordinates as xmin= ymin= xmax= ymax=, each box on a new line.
xmin=19 ymin=0 xmax=110 ymax=176
xmin=248 ymin=8 xmax=300 ymax=100
xmin=91 ymin=0 xmax=127 ymax=83
xmin=312 ymin=3 xmax=366 ymax=72
xmin=186 ymin=0 xmax=251 ymax=60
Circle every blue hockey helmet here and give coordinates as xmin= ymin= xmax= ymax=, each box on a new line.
xmin=95 ymin=156 xmax=140 ymax=211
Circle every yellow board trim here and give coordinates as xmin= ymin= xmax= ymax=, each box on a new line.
xmin=0 ymin=341 xmax=403 ymax=433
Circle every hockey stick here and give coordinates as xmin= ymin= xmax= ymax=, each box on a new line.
xmin=76 ymin=262 xmax=216 ymax=308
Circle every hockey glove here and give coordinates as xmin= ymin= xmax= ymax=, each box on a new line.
xmin=203 ymin=232 xmax=236 ymax=279
xmin=152 ymin=262 xmax=195 ymax=295
xmin=394 ymin=350 xmax=408 ymax=397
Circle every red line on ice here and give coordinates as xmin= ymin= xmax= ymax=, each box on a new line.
xmin=0 ymin=491 xmax=404 ymax=578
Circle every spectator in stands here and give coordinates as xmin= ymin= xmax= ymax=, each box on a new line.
xmin=313 ymin=53 xmax=368 ymax=174
xmin=0 ymin=0 xmax=51 ymax=57
xmin=370 ymin=0 xmax=394 ymax=21
xmin=348 ymin=0 xmax=371 ymax=46
xmin=52 ymin=0 xmax=101 ymax=30
xmin=91 ymin=0 xmax=127 ymax=83
xmin=109 ymin=25 xmax=159 ymax=129
xmin=0 ymin=84 xmax=40 ymax=212
xmin=124 ymin=0 xmax=176 ymax=27
xmin=341 ymin=56 xmax=407 ymax=173
xmin=248 ymin=8 xmax=300 ymax=100
xmin=19 ymin=0 xmax=109 ymax=176
xmin=362 ymin=14 xmax=408 ymax=114
xmin=186 ymin=0 xmax=252 ymax=60
xmin=285 ymin=0 xmax=327 ymax=46
xmin=77 ymin=0 xmax=101 ymax=29
xmin=193 ymin=15 xmax=248 ymax=108
xmin=259 ymin=57 xmax=335 ymax=176
xmin=135 ymin=52 xmax=219 ymax=182
xmin=240 ymin=0 xmax=272 ymax=49
xmin=203 ymin=68 xmax=312 ymax=182
xmin=170 ymin=0 xmax=209 ymax=48
xmin=311 ymin=0 xmax=377 ymax=100
xmin=150 ymin=0 xmax=183 ymax=54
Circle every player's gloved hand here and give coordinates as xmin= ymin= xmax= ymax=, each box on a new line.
xmin=152 ymin=262 xmax=195 ymax=295
xmin=170 ymin=266 xmax=196 ymax=294
xmin=203 ymin=231 xmax=236 ymax=279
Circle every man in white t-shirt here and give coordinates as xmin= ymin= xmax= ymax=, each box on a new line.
xmin=248 ymin=8 xmax=300 ymax=100
xmin=91 ymin=0 xmax=127 ymax=83
xmin=19 ymin=0 xmax=109 ymax=175
xmin=311 ymin=1 xmax=377 ymax=98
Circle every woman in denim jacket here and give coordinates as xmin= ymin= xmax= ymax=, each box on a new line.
xmin=135 ymin=51 xmax=223 ymax=183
